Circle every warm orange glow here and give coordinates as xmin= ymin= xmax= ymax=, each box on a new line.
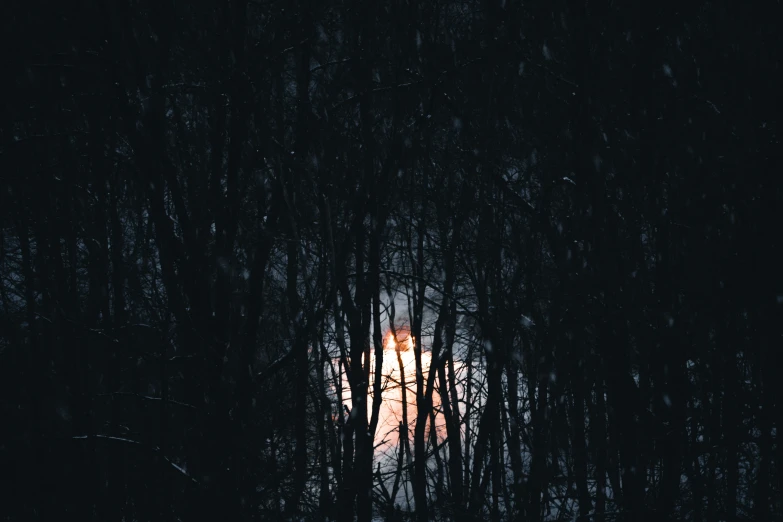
xmin=384 ymin=330 xmax=413 ymax=352
xmin=340 ymin=327 xmax=464 ymax=464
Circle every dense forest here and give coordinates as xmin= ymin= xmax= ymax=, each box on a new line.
xmin=1 ymin=0 xmax=781 ymax=521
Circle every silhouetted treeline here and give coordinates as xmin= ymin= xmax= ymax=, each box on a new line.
xmin=1 ymin=0 xmax=780 ymax=521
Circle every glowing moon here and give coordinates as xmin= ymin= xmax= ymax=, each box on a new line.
xmin=339 ymin=331 xmax=446 ymax=454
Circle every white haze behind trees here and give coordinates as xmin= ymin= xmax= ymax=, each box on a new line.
xmin=328 ymin=292 xmax=476 ymax=507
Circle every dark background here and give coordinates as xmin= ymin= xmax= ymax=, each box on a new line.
xmin=1 ymin=0 xmax=780 ymax=521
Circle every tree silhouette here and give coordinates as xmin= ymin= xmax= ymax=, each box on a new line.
xmin=1 ymin=0 xmax=780 ymax=521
